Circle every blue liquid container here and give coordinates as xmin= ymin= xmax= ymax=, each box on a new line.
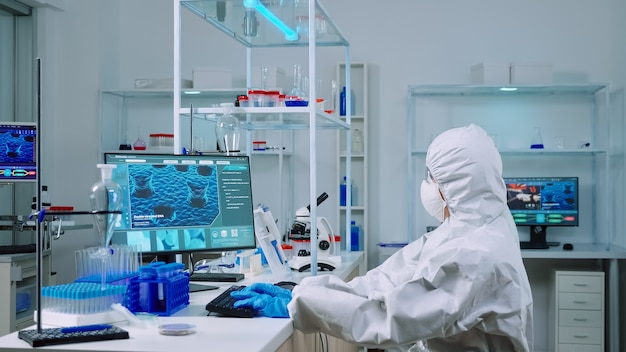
xmin=339 ymin=86 xmax=356 ymax=116
xmin=340 ymin=176 xmax=352 ymax=206
xmin=340 ymin=87 xmax=346 ymax=116
xmin=350 ymin=221 xmax=360 ymax=251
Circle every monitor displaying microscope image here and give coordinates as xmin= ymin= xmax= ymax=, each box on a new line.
xmin=104 ymin=153 xmax=256 ymax=255
xmin=0 ymin=122 xmax=37 ymax=182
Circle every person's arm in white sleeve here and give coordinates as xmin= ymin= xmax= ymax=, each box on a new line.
xmin=287 ymin=247 xmax=482 ymax=349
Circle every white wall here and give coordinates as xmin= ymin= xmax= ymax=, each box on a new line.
xmin=610 ymin=0 xmax=626 ymax=249
xmin=36 ymin=0 xmax=622 ymax=283
xmin=34 ymin=0 xmax=120 ymax=281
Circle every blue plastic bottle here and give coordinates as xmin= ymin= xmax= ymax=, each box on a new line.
xmin=340 ymin=176 xmax=350 ymax=206
xmin=339 ymin=87 xmax=346 ymax=116
xmin=350 ymin=221 xmax=360 ymax=251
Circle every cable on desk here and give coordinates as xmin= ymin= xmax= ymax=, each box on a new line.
xmin=318 ymin=332 xmax=329 ymax=352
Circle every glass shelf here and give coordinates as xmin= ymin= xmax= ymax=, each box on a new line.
xmin=408 ymin=84 xmax=608 ymax=97
xmin=181 ymin=0 xmax=349 ymax=48
xmin=181 ymin=106 xmax=350 ymax=130
xmin=101 ymin=88 xmax=247 ymax=99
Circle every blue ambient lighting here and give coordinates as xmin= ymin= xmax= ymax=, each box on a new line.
xmin=243 ymin=0 xmax=298 ymax=41
xmin=499 ymin=87 xmax=518 ymax=91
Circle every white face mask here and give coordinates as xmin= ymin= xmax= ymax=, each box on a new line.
xmin=420 ymin=179 xmax=446 ymax=222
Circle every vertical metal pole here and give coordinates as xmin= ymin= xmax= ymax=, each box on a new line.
xmin=344 ymin=47 xmax=351 ymax=251
xmin=407 ymin=87 xmax=415 ymax=243
xmin=35 ymin=57 xmax=42 ymax=333
xmin=173 ymin=0 xmax=181 ymax=154
xmin=308 ymin=0 xmax=317 ymax=275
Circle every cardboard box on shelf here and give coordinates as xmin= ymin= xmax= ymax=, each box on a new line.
xmin=470 ymin=63 xmax=510 ymax=85
xmin=192 ymin=67 xmax=232 ymax=89
xmin=510 ymin=63 xmax=553 ymax=84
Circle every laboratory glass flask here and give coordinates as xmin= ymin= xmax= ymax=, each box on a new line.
xmin=215 ymin=103 xmax=241 ymax=154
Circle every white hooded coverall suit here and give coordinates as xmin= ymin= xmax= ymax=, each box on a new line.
xmin=287 ymin=124 xmax=534 ymax=351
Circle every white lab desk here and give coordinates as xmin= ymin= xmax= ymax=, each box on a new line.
xmin=0 ymin=252 xmax=365 ymax=352
xmin=521 ymin=243 xmax=626 ymax=352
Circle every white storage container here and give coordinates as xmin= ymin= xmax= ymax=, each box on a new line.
xmin=192 ymin=67 xmax=232 ymax=89
xmin=135 ymin=78 xmax=192 ymax=89
xmin=470 ymin=63 xmax=510 ymax=85
xmin=510 ymin=62 xmax=553 ymax=84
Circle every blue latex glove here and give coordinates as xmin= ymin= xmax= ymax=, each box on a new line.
xmin=230 ymin=282 xmax=292 ymax=318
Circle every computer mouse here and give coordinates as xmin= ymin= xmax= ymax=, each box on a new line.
xmin=562 ymin=243 xmax=574 ymax=250
xmin=274 ymin=281 xmax=298 ymax=291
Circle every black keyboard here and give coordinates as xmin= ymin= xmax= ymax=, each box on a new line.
xmin=189 ymin=271 xmax=244 ymax=282
xmin=205 ymin=285 xmax=257 ymax=318
xmin=519 ymin=241 xmax=549 ymax=249
xmin=0 ymin=244 xmax=36 ymax=254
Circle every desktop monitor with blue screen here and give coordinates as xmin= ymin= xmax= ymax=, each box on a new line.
xmin=104 ymin=153 xmax=256 ymax=256
xmin=0 ymin=122 xmax=37 ymax=182
xmin=504 ymin=176 xmax=579 ymax=249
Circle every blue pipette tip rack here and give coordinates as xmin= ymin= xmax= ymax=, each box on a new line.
xmin=18 ymin=325 xmax=129 ymax=347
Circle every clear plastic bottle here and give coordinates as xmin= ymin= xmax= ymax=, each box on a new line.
xmin=351 ymin=128 xmax=363 ymax=153
xmin=215 ymin=103 xmax=241 ymax=154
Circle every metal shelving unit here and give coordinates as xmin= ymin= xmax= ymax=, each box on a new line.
xmin=407 ymin=84 xmax=611 ymax=246
xmin=173 ymin=0 xmax=352 ymax=274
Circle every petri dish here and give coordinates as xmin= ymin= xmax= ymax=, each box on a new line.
xmin=158 ymin=323 xmax=196 ymax=336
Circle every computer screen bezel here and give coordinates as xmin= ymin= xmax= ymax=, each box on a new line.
xmin=0 ymin=121 xmax=37 ymax=183
xmin=104 ymin=152 xmax=257 ymax=255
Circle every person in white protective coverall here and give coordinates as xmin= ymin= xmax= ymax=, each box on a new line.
xmin=231 ymin=124 xmax=534 ymax=352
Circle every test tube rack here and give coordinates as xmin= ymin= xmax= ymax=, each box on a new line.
xmin=125 ymin=262 xmax=190 ymax=316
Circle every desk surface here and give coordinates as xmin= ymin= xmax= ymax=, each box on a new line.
xmin=521 ymin=243 xmax=626 ymax=259
xmin=0 ymin=252 xmax=364 ymax=352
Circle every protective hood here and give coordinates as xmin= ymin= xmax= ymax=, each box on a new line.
xmin=288 ymin=124 xmax=533 ymax=352
xmin=426 ymin=124 xmax=506 ymax=229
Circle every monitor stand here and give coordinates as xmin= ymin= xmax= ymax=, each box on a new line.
xmin=519 ymin=225 xmax=559 ymax=249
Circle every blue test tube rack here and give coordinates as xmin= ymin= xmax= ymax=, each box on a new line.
xmin=125 ymin=262 xmax=189 ymax=316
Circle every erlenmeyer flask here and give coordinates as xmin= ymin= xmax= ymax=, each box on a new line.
xmin=215 ymin=103 xmax=240 ymax=154
xmin=530 ymin=127 xmax=544 ymax=149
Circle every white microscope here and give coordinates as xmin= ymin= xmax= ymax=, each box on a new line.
xmin=288 ymin=193 xmax=341 ymax=272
